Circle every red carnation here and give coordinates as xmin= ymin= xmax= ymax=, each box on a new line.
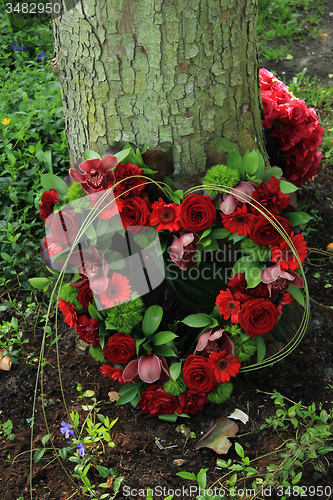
xmin=178 ymin=391 xmax=208 ymax=414
xmin=271 ymin=231 xmax=307 ymax=271
xmin=207 ymin=350 xmax=241 ymax=383
xmin=221 ymin=204 xmax=255 ymax=236
xmin=114 ymin=162 xmax=146 ymax=198
xmin=39 ymin=189 xmax=61 ymax=221
xmin=251 ymin=177 xmax=290 ymax=215
xmin=138 ymin=385 xmax=181 ymax=416
xmin=58 ymin=298 xmax=78 ymax=329
xmin=150 ymin=198 xmax=182 ymax=232
xmin=180 ymin=194 xmax=216 ymax=232
xmin=182 ymin=355 xmax=216 ymax=393
xmin=103 ymin=333 xmax=136 ymax=365
xmin=76 ymin=315 xmax=100 ymax=347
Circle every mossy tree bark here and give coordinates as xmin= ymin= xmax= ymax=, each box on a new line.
xmin=52 ymin=0 xmax=265 ymax=178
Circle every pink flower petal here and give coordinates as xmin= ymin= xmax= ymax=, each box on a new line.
xmin=220 ymin=194 xmax=236 ymax=214
xmin=219 ymin=332 xmax=235 ymax=356
xmin=79 ymin=158 xmax=101 ymax=174
xmin=230 ymin=181 xmax=256 ymax=202
xmin=122 ymin=359 xmax=139 ymax=382
xmin=90 ymin=275 xmax=108 ymax=294
xmin=195 ymin=331 xmax=212 ymax=352
xmin=288 ymin=271 xmax=304 ymax=288
xmin=261 ymin=263 xmax=282 ymax=284
xmin=178 ymin=232 xmax=195 ymax=247
xmin=138 ymin=354 xmax=161 ymax=383
xmin=170 ymin=236 xmax=184 ymax=262
xmin=69 ymin=168 xmax=86 ymax=183
xmin=99 ymin=155 xmax=118 ymax=173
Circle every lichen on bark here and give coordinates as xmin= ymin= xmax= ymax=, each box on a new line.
xmin=52 ymin=0 xmax=265 ymax=177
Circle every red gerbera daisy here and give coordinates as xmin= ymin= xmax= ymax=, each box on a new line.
xmin=221 ymin=204 xmax=254 ymax=236
xmin=271 ymin=231 xmax=307 ymax=271
xmin=208 ymin=349 xmax=241 ymax=383
xmin=58 ymin=298 xmax=78 ymax=329
xmin=100 ymin=365 xmax=124 ymax=384
xmin=99 ymin=272 xmax=132 ymax=308
xmin=215 ymin=289 xmax=241 ymax=323
xmin=150 ymin=198 xmax=182 ymax=232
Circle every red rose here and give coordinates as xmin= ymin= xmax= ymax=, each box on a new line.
xmin=103 ymin=333 xmax=136 ymax=364
xmin=76 ymin=315 xmax=100 ymax=347
xmin=138 ymin=385 xmax=180 ymax=416
xmin=178 ymin=390 xmax=208 ymax=414
xmin=39 ymin=189 xmax=61 ymax=221
xmin=250 ymin=215 xmax=291 ymax=247
xmin=120 ymin=196 xmax=151 ymax=233
xmin=251 ymin=177 xmax=290 ymax=215
xmin=76 ymin=282 xmax=93 ymax=308
xmin=182 ymin=355 xmax=216 ymax=393
xmin=259 ymin=68 xmax=275 ymax=90
xmin=270 ymin=80 xmax=291 ymax=104
xmin=279 ymin=100 xmax=310 ymax=126
xmin=114 ymin=162 xmax=146 ymax=198
xmin=180 ymin=194 xmax=216 ymax=232
xmin=239 ymin=298 xmax=279 ymax=337
xmin=48 ymin=209 xmax=81 ymax=246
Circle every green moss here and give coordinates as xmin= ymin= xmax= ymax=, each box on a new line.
xmin=203 ymin=164 xmax=240 ymax=197
xmin=163 ymin=376 xmax=187 ymax=396
xmin=240 ymin=237 xmax=271 ymax=262
xmin=223 ymin=324 xmax=243 ymax=337
xmin=58 ymin=283 xmax=84 ymax=311
xmin=207 ymin=381 xmax=233 ymax=404
xmin=89 ymin=344 xmax=106 ymax=362
xmin=105 ymin=294 xmax=144 ymax=334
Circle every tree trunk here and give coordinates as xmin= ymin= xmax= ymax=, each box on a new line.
xmin=52 ymin=0 xmax=265 ymax=178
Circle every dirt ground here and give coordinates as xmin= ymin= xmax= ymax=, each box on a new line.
xmin=1 ymin=7 xmax=333 ymax=500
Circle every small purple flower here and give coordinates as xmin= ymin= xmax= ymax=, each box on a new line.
xmin=60 ymin=421 xmax=74 ymax=439
xmin=37 ymin=51 xmax=47 ymax=61
xmin=77 ymin=442 xmax=85 ymax=457
xmin=12 ymin=44 xmax=27 ymax=52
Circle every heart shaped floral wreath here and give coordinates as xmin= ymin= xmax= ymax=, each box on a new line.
xmin=35 ymin=69 xmax=322 ymax=420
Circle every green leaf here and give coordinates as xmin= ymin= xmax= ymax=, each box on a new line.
xmin=96 ymin=465 xmax=111 ymax=478
xmin=262 ymin=167 xmax=283 ymax=183
xmin=28 ymin=277 xmax=51 ymax=290
xmin=244 ymin=150 xmax=259 ymax=176
xmin=153 ymin=345 xmax=177 ymax=357
xmin=200 ymin=227 xmax=213 ymax=240
xmin=181 ymin=313 xmax=213 ymax=328
xmin=40 ymin=173 xmax=68 ymax=198
xmin=283 ymin=212 xmax=312 ymax=227
xmin=170 ymin=362 xmax=182 ymax=381
xmin=83 ymin=150 xmax=101 ymax=160
xmin=59 ymin=447 xmax=68 ymax=460
xmin=153 ymin=331 xmax=178 ymax=345
xmin=202 ymin=240 xmax=219 ymax=251
xmin=196 ymin=417 xmax=239 ymax=454
xmin=245 ymin=262 xmax=265 ymax=289
xmin=115 ymin=148 xmax=131 ymax=164
xmin=88 ymin=302 xmax=103 ymax=320
xmin=42 ymin=434 xmax=51 ymax=446
xmin=256 ymin=152 xmax=265 ymax=181
xmin=256 ymin=336 xmax=266 ymax=363
xmin=279 ymin=180 xmax=299 ymax=193
xmin=227 ymin=150 xmax=245 ymax=179
xmin=211 ymin=228 xmax=231 ymax=240
xmin=271 ymin=325 xmax=288 ymax=344
xmin=235 ymin=442 xmax=245 ymax=458
xmin=232 ymin=255 xmax=253 ymax=276
xmin=159 ymin=413 xmax=178 ymax=423
xmin=116 ymin=386 xmax=139 ymax=405
xmin=142 ymin=305 xmax=163 ymax=336
xmin=176 ymin=471 xmax=197 ymax=480
xmin=34 ymin=448 xmax=46 ymax=464
xmin=288 ymin=284 xmax=305 ymax=307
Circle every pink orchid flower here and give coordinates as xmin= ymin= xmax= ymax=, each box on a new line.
xmin=69 ymin=155 xmax=117 ymax=194
xmin=220 ymin=181 xmax=256 ymax=214
xmin=194 ymin=328 xmax=235 ymax=356
xmin=123 ymin=354 xmax=170 ymax=384
xmin=261 ymin=262 xmax=304 ymax=297
xmin=68 ymin=243 xmax=110 ymax=294
xmin=170 ymin=231 xmax=200 ymax=271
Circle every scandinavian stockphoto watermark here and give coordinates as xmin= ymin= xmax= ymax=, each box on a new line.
xmin=122 ymin=485 xmax=284 ymax=498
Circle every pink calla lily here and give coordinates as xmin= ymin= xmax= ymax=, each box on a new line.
xmin=123 ymin=354 xmax=170 ymax=384
xmin=194 ymin=329 xmax=235 ymax=356
xmin=69 ymin=155 xmax=117 ymax=194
